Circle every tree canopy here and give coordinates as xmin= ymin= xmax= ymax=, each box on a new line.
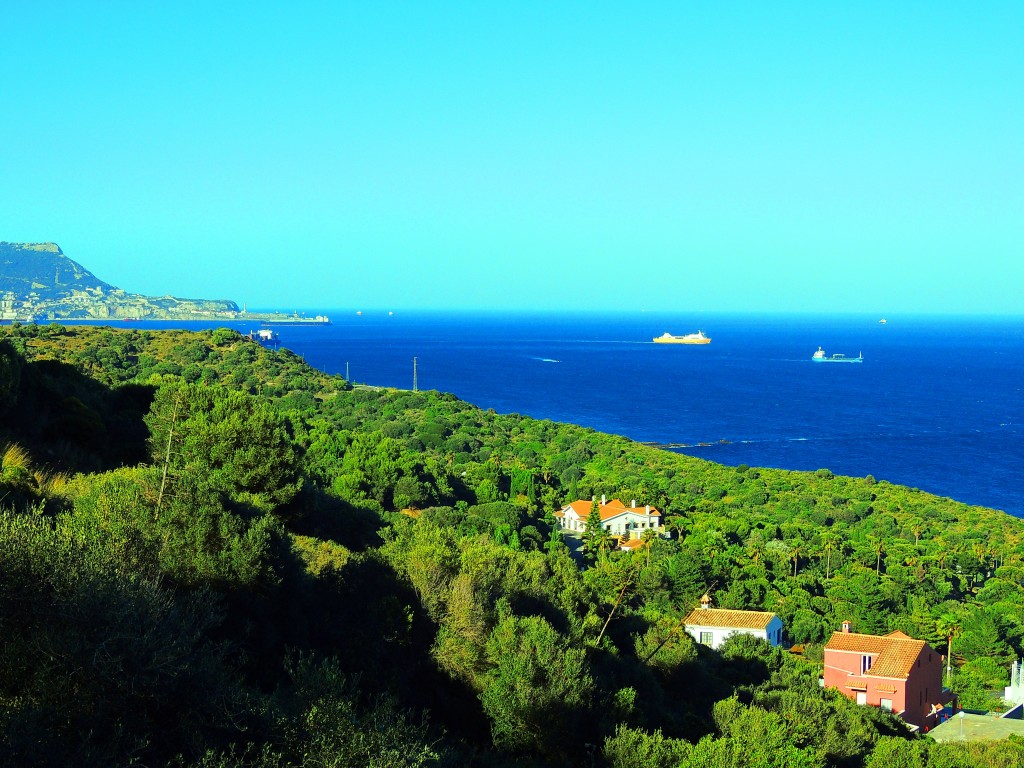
xmin=2 ymin=323 xmax=1023 ymax=767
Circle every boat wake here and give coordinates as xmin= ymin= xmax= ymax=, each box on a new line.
xmin=657 ymin=425 xmax=1020 ymax=451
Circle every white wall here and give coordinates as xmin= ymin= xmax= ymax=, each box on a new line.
xmin=686 ymin=616 xmax=784 ymax=650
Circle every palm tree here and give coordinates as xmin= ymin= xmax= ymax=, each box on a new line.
xmin=641 ymin=527 xmax=657 ymax=568
xmin=935 ymin=612 xmax=963 ymax=687
xmin=822 ymin=533 xmax=840 ymax=580
xmin=869 ymin=535 xmax=886 ymax=576
xmin=911 ymin=519 xmax=925 ymax=546
xmin=791 ymin=542 xmax=804 ymax=578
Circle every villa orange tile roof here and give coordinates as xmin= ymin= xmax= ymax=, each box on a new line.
xmin=555 ymin=498 xmax=661 ymax=521
xmin=682 ymin=607 xmax=777 ymax=630
xmin=825 ymin=630 xmax=929 ymax=680
xmin=556 ymin=500 xmax=593 ymax=519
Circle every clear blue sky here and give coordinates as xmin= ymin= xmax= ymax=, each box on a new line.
xmin=2 ymin=2 xmax=1021 ymax=314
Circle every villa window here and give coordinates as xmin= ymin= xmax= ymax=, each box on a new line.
xmin=880 ymin=698 xmax=893 ymax=712
xmin=699 ymin=632 xmax=713 ymax=646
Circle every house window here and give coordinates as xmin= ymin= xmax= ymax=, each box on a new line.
xmin=699 ymin=631 xmax=713 ymax=646
xmin=861 ymin=655 xmax=872 ymax=674
xmin=880 ymin=698 xmax=893 ymax=712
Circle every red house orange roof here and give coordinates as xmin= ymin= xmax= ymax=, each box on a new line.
xmin=825 ymin=629 xmax=929 ymax=680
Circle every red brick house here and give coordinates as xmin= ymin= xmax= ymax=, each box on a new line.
xmin=823 ymin=621 xmax=952 ymax=730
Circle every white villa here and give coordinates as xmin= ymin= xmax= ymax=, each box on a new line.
xmin=555 ymin=495 xmax=664 ymax=539
xmin=682 ymin=594 xmax=784 ymax=650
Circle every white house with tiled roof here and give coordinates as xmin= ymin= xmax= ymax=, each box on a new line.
xmin=682 ymin=595 xmax=784 ymax=650
xmin=555 ymin=495 xmax=663 ymax=538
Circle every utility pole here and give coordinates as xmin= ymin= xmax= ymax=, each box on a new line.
xmin=413 ymin=357 xmax=418 ymax=392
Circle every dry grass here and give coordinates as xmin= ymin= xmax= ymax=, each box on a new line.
xmin=0 ymin=442 xmax=72 ymax=502
xmin=1 ymin=442 xmax=34 ymax=473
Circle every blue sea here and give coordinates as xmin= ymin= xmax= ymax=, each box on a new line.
xmin=76 ymin=312 xmax=1024 ymax=518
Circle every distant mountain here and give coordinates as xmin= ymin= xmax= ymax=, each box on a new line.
xmin=0 ymin=242 xmax=115 ymax=300
xmin=0 ymin=241 xmax=241 ymax=320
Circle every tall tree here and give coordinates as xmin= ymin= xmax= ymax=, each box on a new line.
xmin=480 ymin=613 xmax=594 ymax=757
xmin=935 ymin=610 xmax=963 ymax=686
xmin=145 ymin=381 xmax=301 ymax=513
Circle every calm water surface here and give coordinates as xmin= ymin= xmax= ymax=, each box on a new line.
xmin=74 ymin=312 xmax=1024 ymax=517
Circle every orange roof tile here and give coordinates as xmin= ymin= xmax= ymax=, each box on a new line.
xmin=554 ymin=500 xmax=593 ymax=519
xmin=682 ymin=607 xmax=777 ymax=630
xmin=824 ymin=630 xmax=929 ymax=679
xmin=824 ymin=632 xmax=893 ymax=654
xmin=556 ymin=498 xmax=662 ymax=522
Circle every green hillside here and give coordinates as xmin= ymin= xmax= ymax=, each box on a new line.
xmin=1 ymin=323 xmax=1022 ymax=767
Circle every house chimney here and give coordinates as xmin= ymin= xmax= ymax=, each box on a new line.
xmin=631 ymin=498 xmax=636 ymax=508
xmin=842 ymin=620 xmax=852 ymax=633
xmin=601 ymin=494 xmax=606 ymax=505
xmin=700 ymin=593 xmax=712 ymax=609
xmin=646 ymin=504 xmax=650 ymax=514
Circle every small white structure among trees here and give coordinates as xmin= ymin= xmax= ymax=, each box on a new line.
xmin=682 ymin=594 xmax=784 ymax=650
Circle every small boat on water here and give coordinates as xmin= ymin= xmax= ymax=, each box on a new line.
xmin=812 ymin=347 xmax=862 ymax=363
xmin=653 ymin=330 xmax=711 ymax=345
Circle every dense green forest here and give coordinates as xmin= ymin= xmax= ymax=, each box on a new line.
xmin=2 ymin=323 xmax=1023 ymax=767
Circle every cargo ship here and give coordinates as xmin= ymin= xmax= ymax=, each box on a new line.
xmin=812 ymin=347 xmax=862 ymax=363
xmin=246 ymin=328 xmax=280 ymax=347
xmin=653 ymin=330 xmax=711 ymax=345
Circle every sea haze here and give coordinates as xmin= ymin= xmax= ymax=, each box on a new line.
xmin=83 ymin=312 xmax=1024 ymax=517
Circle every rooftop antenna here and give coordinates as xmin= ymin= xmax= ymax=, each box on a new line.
xmin=413 ymin=357 xmax=418 ymax=392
